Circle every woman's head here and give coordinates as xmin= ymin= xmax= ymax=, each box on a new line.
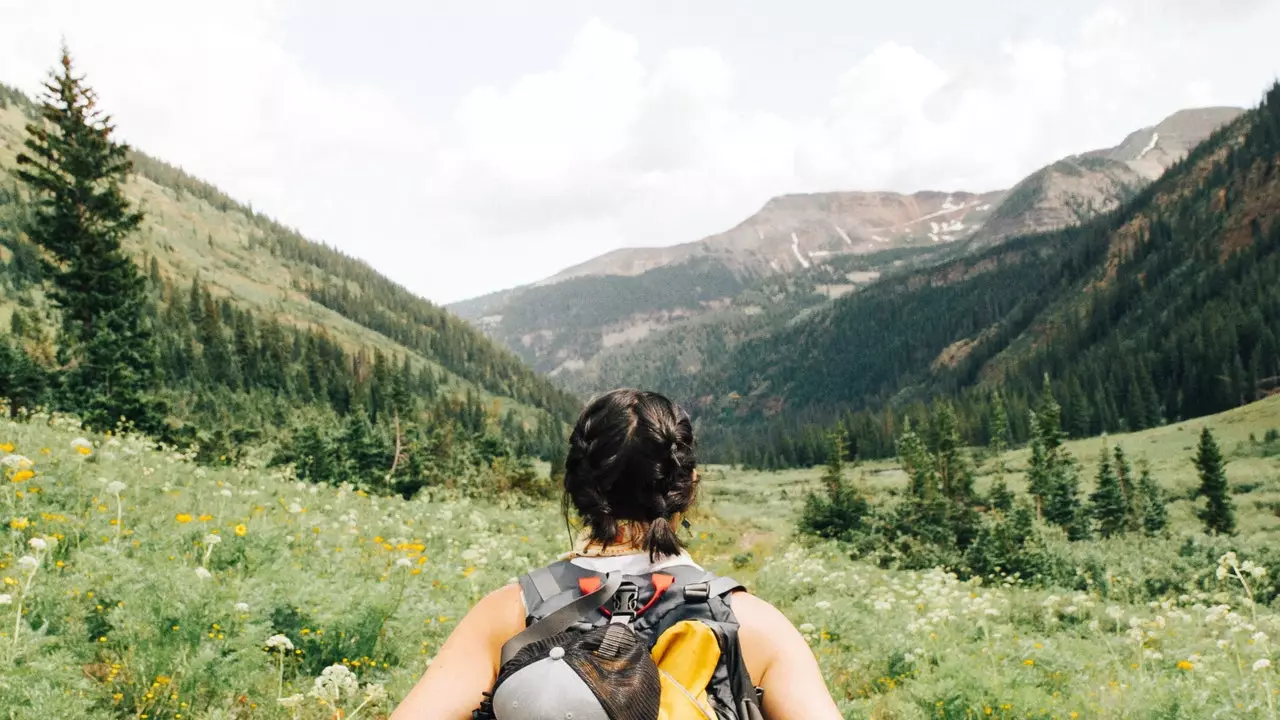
xmin=564 ymin=388 xmax=696 ymax=559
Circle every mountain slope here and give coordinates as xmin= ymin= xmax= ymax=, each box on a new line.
xmin=973 ymin=107 xmax=1244 ymax=247
xmin=0 ymin=82 xmax=578 ymax=429
xmin=452 ymin=107 xmax=1240 ymax=395
xmin=678 ymin=84 xmax=1280 ymax=466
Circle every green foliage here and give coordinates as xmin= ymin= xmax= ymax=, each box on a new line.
xmin=688 ymin=81 xmax=1280 ymax=471
xmin=12 ymin=47 xmax=164 ymax=434
xmin=1089 ymin=442 xmax=1128 ymax=538
xmin=1136 ymin=460 xmax=1169 ymax=536
xmin=1193 ymin=426 xmax=1236 ymax=535
xmin=798 ymin=432 xmax=870 ymax=543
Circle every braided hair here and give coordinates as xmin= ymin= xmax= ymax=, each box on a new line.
xmin=563 ymin=389 xmax=697 ymax=560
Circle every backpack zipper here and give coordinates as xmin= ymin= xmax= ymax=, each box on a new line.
xmin=658 ymin=668 xmax=716 ymax=720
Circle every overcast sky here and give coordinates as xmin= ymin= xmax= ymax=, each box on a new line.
xmin=2 ymin=1 xmax=1278 ymax=304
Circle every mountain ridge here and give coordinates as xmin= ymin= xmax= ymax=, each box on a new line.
xmin=449 ymin=105 xmax=1244 ymax=396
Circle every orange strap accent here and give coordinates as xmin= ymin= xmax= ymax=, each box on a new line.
xmin=578 ymin=576 xmax=602 ymax=594
xmin=638 ymin=573 xmax=674 ymax=615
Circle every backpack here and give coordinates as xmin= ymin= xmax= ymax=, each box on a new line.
xmin=474 ymin=560 xmax=766 ymax=720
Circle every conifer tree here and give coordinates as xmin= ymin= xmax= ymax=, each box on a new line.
xmin=987 ymin=392 xmax=1014 ymax=511
xmin=1111 ymin=444 xmax=1139 ymax=531
xmin=14 ymin=46 xmax=163 ymax=432
xmin=798 ymin=430 xmax=869 ymax=542
xmin=1089 ymin=442 xmax=1128 ymax=538
xmin=1192 ymin=426 xmax=1235 ymax=535
xmin=1135 ymin=460 xmax=1169 ymax=536
xmin=929 ymin=401 xmax=973 ymax=501
xmin=897 ymin=417 xmax=937 ymax=500
xmin=1029 ymin=377 xmax=1087 ymax=538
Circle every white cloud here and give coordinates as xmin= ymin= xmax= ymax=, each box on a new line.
xmin=2 ymin=1 xmax=1278 ymax=304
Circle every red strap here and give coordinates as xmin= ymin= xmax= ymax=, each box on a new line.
xmin=637 ymin=573 xmax=674 ymax=615
xmin=578 ymin=573 xmax=673 ymax=617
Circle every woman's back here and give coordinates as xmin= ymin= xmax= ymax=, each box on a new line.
xmin=388 ymin=389 xmax=842 ymax=720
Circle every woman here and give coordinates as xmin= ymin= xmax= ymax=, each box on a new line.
xmin=390 ymin=389 xmax=843 ymax=719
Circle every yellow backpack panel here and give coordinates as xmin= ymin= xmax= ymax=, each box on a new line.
xmin=650 ymin=619 xmax=722 ymax=720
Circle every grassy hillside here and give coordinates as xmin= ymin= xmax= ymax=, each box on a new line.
xmin=0 ymin=83 xmax=577 ymax=426
xmin=4 ymin=393 xmax=1280 ymax=717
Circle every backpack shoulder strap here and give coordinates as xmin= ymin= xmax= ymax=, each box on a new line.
xmin=500 ymin=571 xmax=624 ymax=666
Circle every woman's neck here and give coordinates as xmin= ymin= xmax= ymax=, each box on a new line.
xmin=568 ymin=525 xmax=648 ymax=557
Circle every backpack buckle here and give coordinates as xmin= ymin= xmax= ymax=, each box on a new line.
xmin=609 ymin=581 xmax=639 ymax=624
xmin=683 ymin=581 xmax=710 ymax=602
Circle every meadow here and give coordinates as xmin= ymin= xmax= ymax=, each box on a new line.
xmin=3 ymin=398 xmax=1280 ymax=719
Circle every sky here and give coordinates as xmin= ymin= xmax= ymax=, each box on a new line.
xmin=1 ymin=1 xmax=1278 ymax=305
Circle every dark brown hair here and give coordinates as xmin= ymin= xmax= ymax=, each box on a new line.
xmin=564 ymin=388 xmax=696 ymax=559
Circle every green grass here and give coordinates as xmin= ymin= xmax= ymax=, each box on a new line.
xmin=0 ymin=101 xmax=549 ymax=425
xmin=2 ymin=397 xmax=1280 ymax=718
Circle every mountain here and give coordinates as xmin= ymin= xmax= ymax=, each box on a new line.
xmin=0 ymin=80 xmax=577 ymax=467
xmin=973 ymin=107 xmax=1244 ymax=247
xmin=678 ymin=84 xmax=1280 ymax=468
xmin=452 ymin=107 xmax=1242 ymax=395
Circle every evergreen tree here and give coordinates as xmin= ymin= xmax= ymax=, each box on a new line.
xmin=929 ymin=401 xmax=973 ymax=501
xmin=1192 ymin=426 xmax=1235 ymax=535
xmin=1111 ymin=444 xmax=1139 ymax=531
xmin=897 ymin=417 xmax=937 ymax=500
xmin=1089 ymin=442 xmax=1128 ymax=538
xmin=14 ymin=46 xmax=163 ymax=432
xmin=798 ymin=430 xmax=869 ymax=542
xmin=987 ymin=392 xmax=1013 ymax=511
xmin=1135 ymin=460 xmax=1169 ymax=536
xmin=1029 ymin=377 xmax=1087 ymax=538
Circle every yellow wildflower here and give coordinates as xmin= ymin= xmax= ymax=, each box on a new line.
xmin=1023 ymin=659 xmax=1035 ymax=666
xmin=0 ymin=443 xmax=13 ymax=453
xmin=175 ymin=513 xmax=193 ymax=524
xmin=197 ymin=514 xmax=213 ymax=522
xmin=234 ymin=524 xmax=247 ymax=537
xmin=1177 ymin=660 xmax=1194 ymax=671
xmin=8 ymin=517 xmax=28 ymax=530
xmin=462 ymin=566 xmax=476 ymax=578
xmin=10 ymin=469 xmax=33 ymax=483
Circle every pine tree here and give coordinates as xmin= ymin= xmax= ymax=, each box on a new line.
xmin=798 ymin=430 xmax=869 ymax=542
xmin=929 ymin=401 xmax=973 ymax=501
xmin=1111 ymin=445 xmax=1139 ymax=531
xmin=1089 ymin=442 xmax=1128 ymax=538
xmin=987 ymin=392 xmax=1013 ymax=511
xmin=897 ymin=417 xmax=937 ymax=500
xmin=1192 ymin=426 xmax=1235 ymax=535
xmin=1135 ymin=461 xmax=1169 ymax=536
xmin=14 ymin=46 xmax=163 ymax=433
xmin=1029 ymin=377 xmax=1087 ymax=538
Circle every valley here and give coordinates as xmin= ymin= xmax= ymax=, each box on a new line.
xmin=450 ymin=106 xmax=1246 ymax=404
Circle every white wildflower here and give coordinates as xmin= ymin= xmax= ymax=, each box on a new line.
xmin=266 ymin=634 xmax=295 ymax=652
xmin=1253 ymin=658 xmax=1272 ymax=672
xmin=17 ymin=555 xmax=39 ymax=572
xmin=194 ymin=567 xmax=212 ymax=580
xmin=288 ymin=502 xmax=303 ymax=514
xmin=28 ymin=537 xmax=46 ymax=551
xmin=234 ymin=602 xmax=250 ymax=612
xmin=0 ymin=594 xmax=11 ymax=605
xmin=204 ymin=534 xmax=222 ymax=546
xmin=0 ymin=454 xmax=32 ymax=469
xmin=70 ymin=437 xmax=92 ymax=450
xmin=278 ymin=693 xmax=305 ymax=709
xmin=395 ymin=558 xmax=412 ymax=569
xmin=798 ymin=623 xmax=816 ymax=634
xmin=220 ymin=489 xmax=233 ymax=498
xmin=815 ymin=600 xmax=831 ymax=610
xmin=363 ymin=683 xmax=388 ymax=704
xmin=312 ymin=663 xmax=359 ymax=703
xmin=105 ymin=481 xmax=126 ymax=495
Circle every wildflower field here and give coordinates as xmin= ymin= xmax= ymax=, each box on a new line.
xmin=3 ymin=401 xmax=1280 ymax=719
